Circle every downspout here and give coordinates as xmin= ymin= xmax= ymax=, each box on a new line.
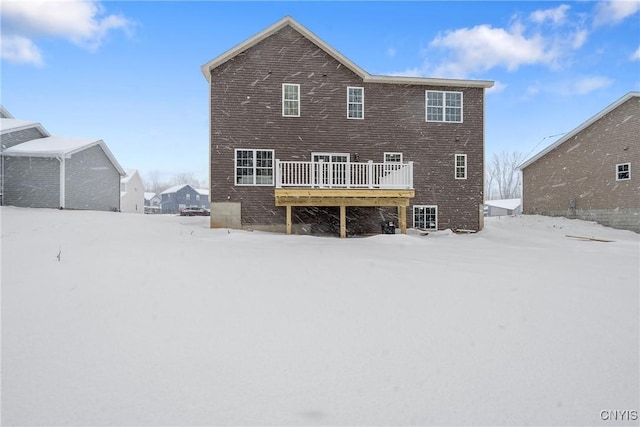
xmin=57 ymin=156 xmax=66 ymax=209
xmin=208 ymin=70 xmax=213 ymax=227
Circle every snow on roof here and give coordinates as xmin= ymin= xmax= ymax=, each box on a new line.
xmin=0 ymin=105 xmax=14 ymax=119
xmin=2 ymin=136 xmax=126 ymax=176
xmin=0 ymin=118 xmax=49 ymax=136
xmin=144 ymin=192 xmax=157 ymax=200
xmin=201 ymin=16 xmax=493 ymax=89
xmin=160 ymin=184 xmax=191 ymax=194
xmin=484 ymin=199 xmax=522 ymax=210
xmin=121 ymin=169 xmax=139 ymax=183
xmin=196 ymin=188 xmax=209 ymax=196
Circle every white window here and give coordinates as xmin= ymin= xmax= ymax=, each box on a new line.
xmin=455 ymin=154 xmax=467 ymax=179
xmin=282 ymin=84 xmax=300 ymax=117
xmin=235 ymin=149 xmax=275 ymax=186
xmin=196 ymin=194 xmax=200 ymax=201
xmin=426 ymin=91 xmax=463 ymax=123
xmin=616 ymin=163 xmax=631 ymax=181
xmin=347 ymin=87 xmax=364 ymax=119
xmin=186 ymin=194 xmax=191 ymax=201
xmin=384 ymin=152 xmax=403 ymax=163
xmin=414 ymin=205 xmax=438 ymax=230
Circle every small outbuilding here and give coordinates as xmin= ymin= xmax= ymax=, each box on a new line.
xmin=484 ymin=199 xmax=522 ymax=217
xmin=2 ymin=135 xmax=125 ymax=211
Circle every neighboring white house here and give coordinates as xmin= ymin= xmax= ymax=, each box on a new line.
xmin=120 ymin=169 xmax=145 ymax=213
xmin=484 ymin=199 xmax=522 ymax=217
xmin=144 ymin=192 xmax=161 ymax=214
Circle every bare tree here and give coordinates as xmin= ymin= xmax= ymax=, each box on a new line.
xmin=170 ymin=171 xmax=204 ymax=189
xmin=486 ymin=151 xmax=523 ymax=200
xmin=143 ymin=170 xmax=168 ymax=195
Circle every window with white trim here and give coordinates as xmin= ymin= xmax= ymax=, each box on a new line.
xmin=235 ymin=149 xmax=275 ymax=186
xmin=282 ymin=84 xmax=300 ymax=117
xmin=455 ymin=154 xmax=467 ymax=179
xmin=347 ymin=87 xmax=364 ymax=119
xmin=426 ymin=91 xmax=463 ymax=122
xmin=414 ymin=205 xmax=438 ymax=230
xmin=616 ymin=163 xmax=631 ymax=181
xmin=384 ymin=152 xmax=403 ymax=163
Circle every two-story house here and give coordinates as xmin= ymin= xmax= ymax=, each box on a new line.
xmin=160 ymin=184 xmax=210 ymax=214
xmin=120 ymin=169 xmax=145 ymax=214
xmin=201 ymin=17 xmax=493 ymax=237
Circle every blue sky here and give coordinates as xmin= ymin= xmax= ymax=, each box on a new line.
xmin=2 ymin=1 xmax=639 ymax=185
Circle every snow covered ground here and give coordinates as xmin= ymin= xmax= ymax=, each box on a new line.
xmin=1 ymin=206 xmax=638 ymax=426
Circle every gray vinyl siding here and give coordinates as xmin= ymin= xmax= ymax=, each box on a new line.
xmin=209 ymin=25 xmax=485 ymax=233
xmin=3 ymin=156 xmax=60 ymax=208
xmin=65 ymin=145 xmax=120 ymax=211
xmin=0 ymin=127 xmax=47 ymax=150
xmin=161 ymin=185 xmax=209 ymax=214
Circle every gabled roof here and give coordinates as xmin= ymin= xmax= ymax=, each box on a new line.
xmin=160 ymin=184 xmax=193 ymax=194
xmin=201 ymin=16 xmax=494 ymax=89
xmin=485 ymin=199 xmax=521 ymax=210
xmin=0 ymin=118 xmax=50 ymax=137
xmin=144 ymin=192 xmax=158 ymax=200
xmin=196 ymin=188 xmax=209 ymax=196
xmin=2 ymin=136 xmax=126 ymax=176
xmin=121 ymin=169 xmax=141 ymax=183
xmin=519 ymin=91 xmax=640 ymax=170
xmin=0 ymin=105 xmax=14 ymax=119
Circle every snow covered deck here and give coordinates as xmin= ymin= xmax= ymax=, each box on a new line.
xmin=275 ymin=160 xmax=415 ymax=238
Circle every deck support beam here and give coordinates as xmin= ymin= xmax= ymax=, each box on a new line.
xmin=286 ymin=205 xmax=292 ymax=235
xmin=275 ymin=188 xmax=415 ymax=238
xmin=398 ymin=205 xmax=407 ymax=234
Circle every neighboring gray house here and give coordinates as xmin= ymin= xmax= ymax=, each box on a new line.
xmin=484 ymin=199 xmax=522 ymax=217
xmin=201 ymin=16 xmax=493 ymax=237
xmin=0 ymin=107 xmax=125 ymax=211
xmin=160 ymin=184 xmax=210 ymax=214
xmin=144 ymin=192 xmax=161 ymax=214
xmin=519 ymin=92 xmax=639 ymax=233
xmin=120 ymin=169 xmax=145 ymax=214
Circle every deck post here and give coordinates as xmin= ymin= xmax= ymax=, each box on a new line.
xmin=340 ymin=205 xmax=346 ymax=238
xmin=398 ymin=205 xmax=407 ymax=234
xmin=286 ymin=205 xmax=292 ymax=235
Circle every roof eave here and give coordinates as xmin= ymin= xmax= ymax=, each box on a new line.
xmin=364 ymin=75 xmax=494 ymax=88
xmin=519 ymin=91 xmax=640 ymax=170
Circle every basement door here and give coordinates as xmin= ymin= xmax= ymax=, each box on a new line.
xmin=312 ymin=153 xmax=349 ymax=187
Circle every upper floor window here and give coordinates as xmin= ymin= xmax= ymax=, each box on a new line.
xmin=455 ymin=154 xmax=467 ymax=179
xmin=426 ymin=91 xmax=463 ymax=123
xmin=235 ymin=149 xmax=274 ymax=186
xmin=347 ymin=87 xmax=364 ymax=119
xmin=616 ymin=163 xmax=631 ymax=181
xmin=384 ymin=152 xmax=403 ymax=163
xmin=282 ymin=84 xmax=300 ymax=117
xmin=186 ymin=193 xmax=191 ymax=201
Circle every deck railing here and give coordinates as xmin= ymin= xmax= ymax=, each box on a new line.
xmin=275 ymin=160 xmax=414 ymax=189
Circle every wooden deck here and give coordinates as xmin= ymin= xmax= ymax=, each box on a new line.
xmin=275 ymin=188 xmax=415 ymax=238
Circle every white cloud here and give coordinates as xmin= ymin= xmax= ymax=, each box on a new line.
xmin=568 ymin=76 xmax=614 ymax=95
xmin=386 ymin=47 xmax=397 ymax=58
xmin=593 ymin=0 xmax=640 ymax=26
xmin=428 ymin=23 xmax=555 ymax=78
xmin=631 ymin=46 xmax=640 ymax=61
xmin=529 ymin=4 xmax=571 ymax=25
xmin=0 ymin=35 xmax=43 ymax=66
xmin=1 ymin=0 xmax=133 ymax=64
